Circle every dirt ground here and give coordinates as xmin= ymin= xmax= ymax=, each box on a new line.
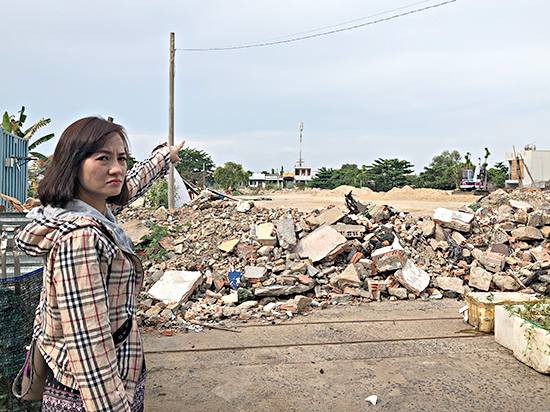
xmin=248 ymin=185 xmax=481 ymax=216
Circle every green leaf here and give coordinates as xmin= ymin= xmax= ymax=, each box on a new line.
xmin=30 ymin=151 xmax=51 ymax=164
xmin=23 ymin=118 xmax=52 ymax=139
xmin=17 ymin=106 xmax=27 ymax=127
xmin=2 ymin=112 xmax=11 ymax=131
xmin=29 ymin=132 xmax=55 ymax=149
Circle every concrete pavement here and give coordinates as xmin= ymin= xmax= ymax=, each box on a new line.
xmin=142 ymin=299 xmax=550 ymax=411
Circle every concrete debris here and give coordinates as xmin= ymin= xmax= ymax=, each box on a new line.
xmin=394 ymin=259 xmax=430 ymax=294
xmin=146 ymin=270 xmax=202 ymax=304
xmin=293 ymin=224 xmax=347 ymax=262
xmin=117 ymin=188 xmax=550 ymax=333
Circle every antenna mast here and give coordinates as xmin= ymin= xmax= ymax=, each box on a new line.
xmin=298 ymin=122 xmax=303 ymax=167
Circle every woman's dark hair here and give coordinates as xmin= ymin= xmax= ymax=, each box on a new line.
xmin=38 ymin=116 xmax=131 ymax=208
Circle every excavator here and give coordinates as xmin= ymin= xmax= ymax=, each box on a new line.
xmin=459 ymin=164 xmax=487 ymax=192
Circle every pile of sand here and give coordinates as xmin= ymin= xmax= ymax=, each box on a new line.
xmin=323 ymin=185 xmax=478 ymax=203
xmin=327 ymin=185 xmax=373 ymax=197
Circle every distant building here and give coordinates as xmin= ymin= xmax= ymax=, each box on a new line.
xmin=249 ymin=173 xmax=283 ymax=188
xmin=505 ymin=148 xmax=550 ymax=188
xmin=282 ymin=172 xmax=294 ymax=185
xmin=293 ymin=166 xmax=313 ymax=183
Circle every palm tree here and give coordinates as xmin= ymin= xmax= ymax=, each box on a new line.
xmin=2 ymin=106 xmax=55 ymax=164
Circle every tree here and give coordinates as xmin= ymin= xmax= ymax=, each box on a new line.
xmin=430 ymin=150 xmax=462 ymax=168
xmin=419 ymin=150 xmax=462 ymax=190
xmin=482 ymin=147 xmax=491 ymax=169
xmin=2 ymin=106 xmax=55 ymax=164
xmin=364 ymin=158 xmax=414 ymax=192
xmin=331 ymin=164 xmax=363 ymax=187
xmin=174 ymin=147 xmax=215 ymax=186
xmin=213 ymin=161 xmax=249 ymax=189
xmin=309 ymin=167 xmax=335 ymax=189
xmin=487 ymin=161 xmax=507 ymax=188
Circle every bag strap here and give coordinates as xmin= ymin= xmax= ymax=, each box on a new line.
xmin=113 ymin=316 xmax=132 ymax=348
xmin=11 ymin=337 xmax=37 ymax=399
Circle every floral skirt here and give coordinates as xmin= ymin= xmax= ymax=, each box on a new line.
xmin=41 ymin=368 xmax=146 ymax=412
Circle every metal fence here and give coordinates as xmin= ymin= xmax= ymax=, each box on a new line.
xmin=0 ymin=213 xmax=43 ymax=411
xmin=0 ymin=127 xmax=29 ymax=210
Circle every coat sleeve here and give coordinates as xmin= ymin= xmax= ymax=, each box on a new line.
xmin=52 ymin=228 xmax=131 ymax=412
xmin=110 ymin=144 xmax=171 ymax=215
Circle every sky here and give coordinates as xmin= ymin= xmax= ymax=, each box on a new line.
xmin=2 ymin=0 xmax=549 ymax=174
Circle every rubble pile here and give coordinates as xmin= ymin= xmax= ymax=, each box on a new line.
xmin=119 ymin=188 xmax=550 ymax=332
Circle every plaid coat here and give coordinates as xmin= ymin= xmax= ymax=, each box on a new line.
xmin=16 ymin=145 xmax=171 ymax=412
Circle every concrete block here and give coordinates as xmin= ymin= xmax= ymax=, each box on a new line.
xmin=433 ymin=208 xmax=474 ymax=233
xmin=468 ymin=267 xmax=492 ymax=291
xmin=434 ymin=276 xmax=464 ymax=294
xmin=310 ymin=207 xmax=345 ymax=228
xmin=372 ymin=248 xmax=405 ymax=273
xmin=511 ymin=226 xmax=543 ymax=241
xmin=422 ymin=220 xmax=435 ymax=238
xmin=218 ymin=238 xmax=240 ymax=253
xmin=275 ymin=219 xmax=296 ymax=249
xmin=334 ymin=264 xmax=361 ymax=289
xmin=478 ymin=251 xmax=505 ymax=273
xmin=243 ymin=265 xmax=267 ymax=283
xmin=257 ymin=223 xmax=277 ymax=246
xmin=394 ymin=259 xmax=430 ymax=294
xmin=331 ymin=223 xmax=366 ymax=239
xmin=147 ymin=270 xmax=202 ymax=304
xmin=293 ymin=224 xmax=347 ymax=263
xmin=452 ymin=231 xmax=467 ymax=245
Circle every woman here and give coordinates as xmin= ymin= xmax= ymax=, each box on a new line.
xmin=16 ymin=116 xmax=184 ymax=411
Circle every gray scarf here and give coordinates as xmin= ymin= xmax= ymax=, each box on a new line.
xmin=27 ymin=199 xmax=134 ymax=253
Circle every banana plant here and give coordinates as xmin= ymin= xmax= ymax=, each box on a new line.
xmin=2 ymin=106 xmax=55 ymax=164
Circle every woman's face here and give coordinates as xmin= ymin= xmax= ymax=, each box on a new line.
xmin=76 ymin=133 xmax=128 ymax=213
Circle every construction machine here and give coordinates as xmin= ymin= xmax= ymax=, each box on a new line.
xmin=459 ymin=164 xmax=487 ymax=192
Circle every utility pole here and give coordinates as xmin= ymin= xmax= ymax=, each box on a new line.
xmin=168 ymin=32 xmax=175 ymax=209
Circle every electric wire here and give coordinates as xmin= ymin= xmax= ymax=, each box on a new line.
xmin=187 ymin=0 xmax=435 ymax=50
xmin=178 ymin=0 xmax=457 ymax=52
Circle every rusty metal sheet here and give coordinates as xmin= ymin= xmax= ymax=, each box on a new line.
xmin=292 ymin=224 xmax=347 ymax=262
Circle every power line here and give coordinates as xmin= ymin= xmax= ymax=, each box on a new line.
xmin=178 ymin=0 xmax=457 ymax=52
xmin=190 ymin=0 xmax=435 ymax=50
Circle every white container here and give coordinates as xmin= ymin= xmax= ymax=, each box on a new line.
xmin=465 ymin=292 xmax=539 ymax=332
xmin=494 ymin=305 xmax=519 ymax=350
xmin=512 ymin=313 xmax=550 ymax=374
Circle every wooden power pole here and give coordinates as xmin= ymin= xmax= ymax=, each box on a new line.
xmin=168 ymin=32 xmax=175 ymax=209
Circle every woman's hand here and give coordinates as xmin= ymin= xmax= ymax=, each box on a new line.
xmin=170 ymin=141 xmax=185 ymax=163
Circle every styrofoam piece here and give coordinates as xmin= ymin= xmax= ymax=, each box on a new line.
xmin=513 ymin=314 xmax=550 ymax=374
xmin=494 ymin=305 xmax=520 ymax=350
xmin=147 ymin=270 xmax=202 ymax=304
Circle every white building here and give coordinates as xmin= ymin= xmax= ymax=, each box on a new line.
xmin=505 ymin=148 xmax=550 ymax=188
xmin=293 ymin=166 xmax=313 ymax=183
xmin=249 ymin=173 xmax=283 ymax=188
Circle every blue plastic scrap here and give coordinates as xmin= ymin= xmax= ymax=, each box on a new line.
xmin=227 ymin=268 xmax=242 ymax=289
